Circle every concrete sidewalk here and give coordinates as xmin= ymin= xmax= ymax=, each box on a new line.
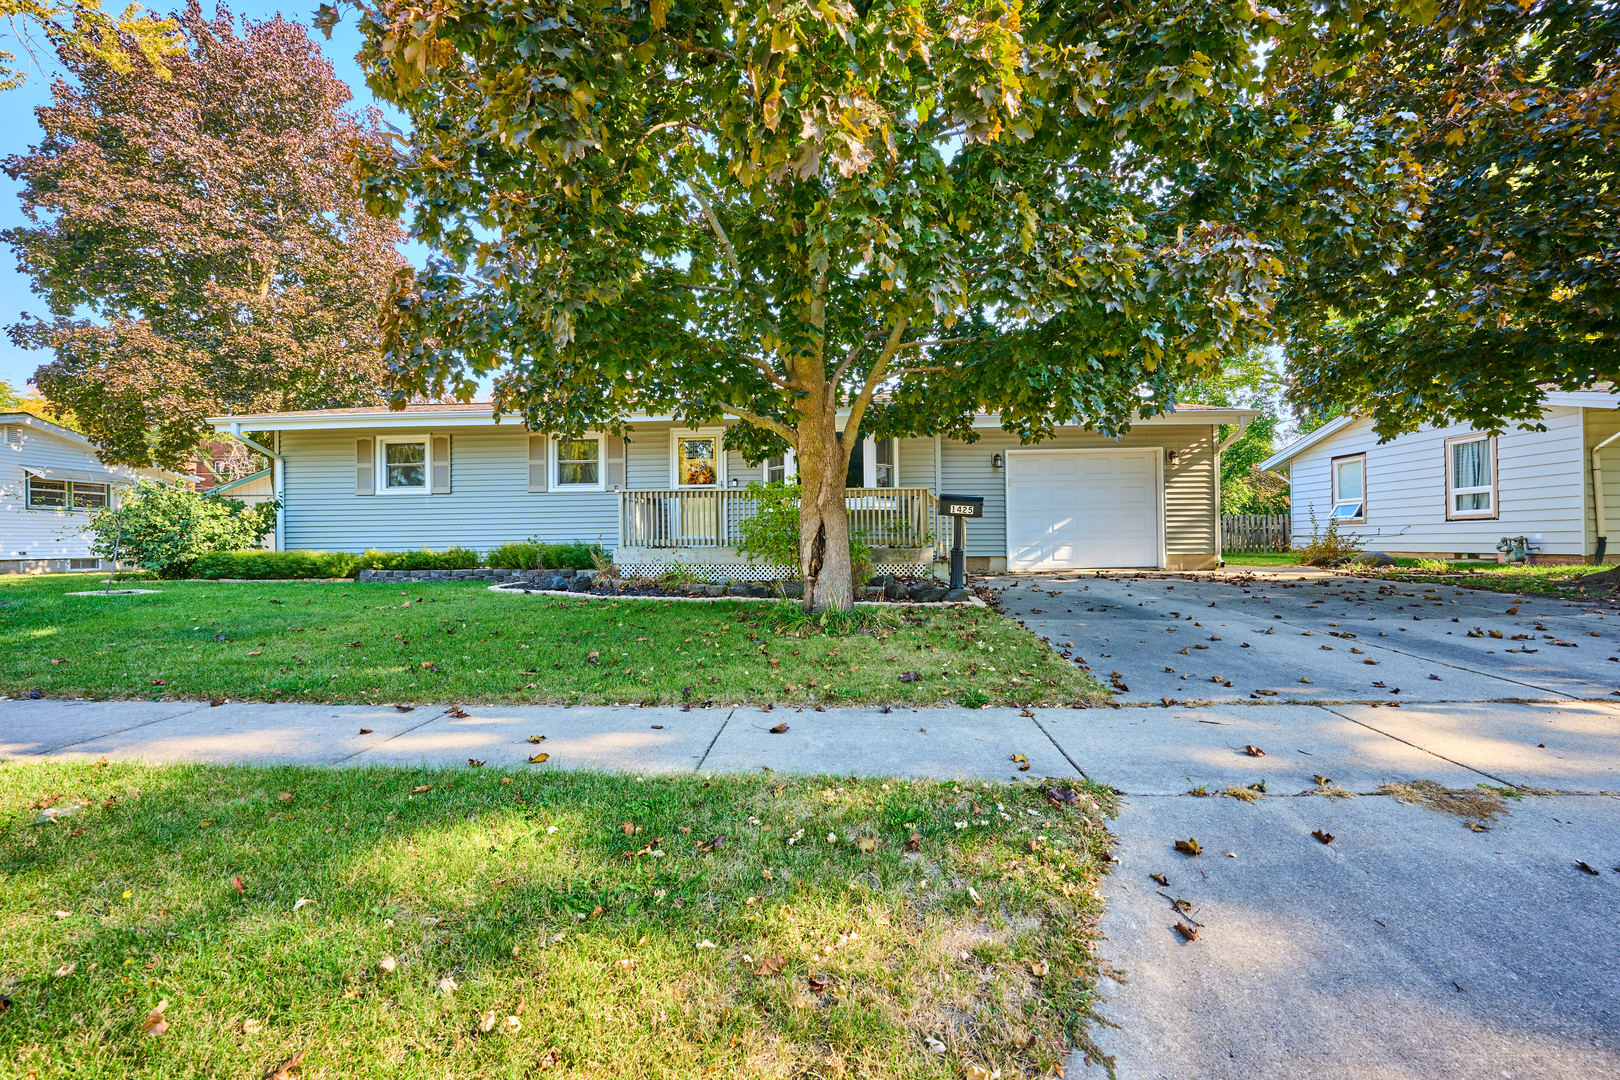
xmin=4 ymin=695 xmax=1618 ymax=1079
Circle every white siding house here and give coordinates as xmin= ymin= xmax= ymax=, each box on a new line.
xmin=1261 ymin=392 xmax=1620 ymax=562
xmin=0 ymin=413 xmax=181 ymax=574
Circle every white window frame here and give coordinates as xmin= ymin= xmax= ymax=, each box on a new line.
xmin=551 ymin=433 xmax=606 ymax=492
xmin=376 ymin=435 xmax=431 ymax=494
xmin=764 ymin=449 xmax=797 ymax=485
xmin=1445 ymin=433 xmax=1497 ymax=520
xmin=1329 ymin=453 xmax=1366 ymax=523
xmin=25 ymin=475 xmax=110 ymax=512
xmin=670 ymin=428 xmax=725 ymax=489
xmin=848 ymin=436 xmax=898 ymax=489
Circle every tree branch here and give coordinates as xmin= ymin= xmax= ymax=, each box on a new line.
xmin=887 ymin=366 xmax=949 ymax=376
xmin=687 ymin=182 xmax=740 ymax=280
xmin=843 ymin=314 xmax=910 ymax=443
xmin=892 ymin=337 xmax=971 ymax=352
xmin=718 ymin=401 xmax=797 ymax=444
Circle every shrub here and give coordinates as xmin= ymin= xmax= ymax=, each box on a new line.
xmin=1295 ymin=507 xmax=1363 ymax=567
xmin=538 ymin=540 xmax=608 ymax=570
xmin=192 ymin=550 xmax=360 ymax=579
xmin=735 ymin=482 xmax=869 ymax=579
xmin=88 ymin=479 xmax=276 ymax=578
xmin=356 ymin=547 xmax=482 ymax=571
xmin=486 ymin=541 xmax=541 ymax=570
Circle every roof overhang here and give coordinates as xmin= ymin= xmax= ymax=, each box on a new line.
xmin=24 ymin=465 xmax=132 ymax=486
xmin=209 ymin=404 xmax=1262 ymax=433
xmin=1260 ymin=415 xmax=1357 ymax=472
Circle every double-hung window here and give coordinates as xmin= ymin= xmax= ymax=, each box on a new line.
xmin=1330 ymin=455 xmax=1365 ymax=522
xmin=846 ymin=437 xmax=897 ymax=488
xmin=554 ymin=435 xmax=604 ymax=490
xmin=26 ymin=476 xmax=109 ymax=511
xmin=763 ymin=451 xmax=796 ymax=485
xmin=1446 ymin=434 xmax=1496 ymax=518
xmin=378 ymin=437 xmax=429 ymax=493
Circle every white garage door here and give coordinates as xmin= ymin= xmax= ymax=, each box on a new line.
xmin=1006 ymin=450 xmax=1161 ymax=570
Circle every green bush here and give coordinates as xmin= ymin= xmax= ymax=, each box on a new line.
xmin=538 ymin=540 xmax=608 ymax=570
xmin=88 ymin=479 xmax=277 ymax=578
xmin=192 ymin=550 xmax=361 ymax=579
xmin=356 ymin=547 xmax=482 ymax=571
xmin=486 ymin=541 xmax=541 ymax=570
xmin=736 ymin=481 xmax=871 ymax=580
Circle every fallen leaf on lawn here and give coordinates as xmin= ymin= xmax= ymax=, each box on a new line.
xmin=854 ymin=837 xmax=877 ymax=853
xmin=966 ymin=885 xmax=985 ymax=907
xmin=898 ymin=671 xmax=921 ymax=683
xmin=769 ymin=723 xmax=790 ymax=734
xmin=1174 ymin=838 xmax=1203 ymax=857
xmin=807 ymin=973 xmax=833 ymax=992
xmin=1174 ymin=922 xmax=1200 ymax=942
xmin=526 ymin=735 xmax=546 ymax=744
xmin=906 ymin=832 xmax=921 ymax=852
xmin=1029 ymin=960 xmax=1049 ymax=977
xmin=379 ymin=956 xmax=397 ymax=973
xmin=263 ymin=1049 xmax=307 ymax=1080
xmin=53 ymin=962 xmax=76 ymax=977
xmin=614 ymin=958 xmax=636 ymax=971
xmin=695 ymin=940 xmax=717 ymax=950
xmin=501 ymin=1015 xmax=521 ymax=1033
xmin=231 ymin=875 xmax=245 ymax=894
xmin=924 ymin=1035 xmax=947 ymax=1054
xmin=965 ymin=1066 xmax=1001 ymax=1080
xmin=292 ymin=897 xmax=314 ymax=912
xmin=411 ymin=785 xmax=432 ymax=794
xmin=435 ymin=977 xmax=458 ymax=996
xmin=1150 ymin=873 xmax=1168 ymax=887
xmin=277 ymin=792 xmax=294 ymax=803
xmin=140 ymin=999 xmax=169 ymax=1036
xmin=478 ymin=1010 xmax=498 ymax=1033
xmin=1312 ymin=829 xmax=1335 ymax=845
xmin=529 ymin=753 xmax=550 ymax=763
xmin=753 ymin=954 xmax=785 ymax=976
xmin=242 ymin=1018 xmax=263 ymax=1034
xmin=585 ymin=651 xmax=600 ymax=663
xmin=621 ymin=822 xmax=636 ymax=837
xmin=1242 ymin=744 xmax=1265 ymax=757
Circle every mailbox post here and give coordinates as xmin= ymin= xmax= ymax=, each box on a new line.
xmin=937 ymin=494 xmax=984 ymax=591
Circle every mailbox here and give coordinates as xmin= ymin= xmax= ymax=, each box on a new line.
xmin=939 ymin=494 xmax=984 ymax=518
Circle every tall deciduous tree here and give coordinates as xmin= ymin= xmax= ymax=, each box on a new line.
xmin=1274 ymin=0 xmax=1619 ymax=437
xmin=4 ymin=2 xmax=406 ymax=467
xmin=335 ymin=0 xmax=1421 ymax=610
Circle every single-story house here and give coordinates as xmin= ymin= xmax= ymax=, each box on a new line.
xmin=207 ymin=403 xmax=1259 ymax=574
xmin=1 ymin=411 xmax=184 ymax=574
xmin=1260 ymin=390 xmax=1620 ymax=563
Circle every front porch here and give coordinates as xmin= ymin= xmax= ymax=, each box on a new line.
xmin=616 ymin=487 xmax=941 ymax=578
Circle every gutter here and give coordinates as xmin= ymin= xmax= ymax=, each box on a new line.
xmin=1212 ymin=416 xmax=1252 ymax=565
xmin=225 ymin=423 xmax=285 ymax=552
xmin=1592 ymin=429 xmax=1620 ymax=564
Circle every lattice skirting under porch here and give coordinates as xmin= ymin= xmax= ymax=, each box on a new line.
xmin=617 ymin=562 xmax=939 ymax=583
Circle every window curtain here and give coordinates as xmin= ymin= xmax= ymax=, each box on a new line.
xmin=1452 ymin=439 xmax=1492 ymax=510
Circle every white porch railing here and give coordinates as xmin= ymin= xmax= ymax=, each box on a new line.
xmin=619 ymin=487 xmax=939 ymax=551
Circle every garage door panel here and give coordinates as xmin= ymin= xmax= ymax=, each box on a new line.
xmin=1006 ymin=451 xmax=1161 ymax=570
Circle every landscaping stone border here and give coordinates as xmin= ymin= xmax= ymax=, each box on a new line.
xmin=355 ymin=568 xmax=542 ymax=584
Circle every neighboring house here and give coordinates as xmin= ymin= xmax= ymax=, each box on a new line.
xmin=1260 ymin=391 xmax=1620 ymax=562
xmin=0 ymin=412 xmax=183 ymax=574
xmin=212 ymin=468 xmax=277 ymax=551
xmin=206 ymin=403 xmax=1257 ymax=574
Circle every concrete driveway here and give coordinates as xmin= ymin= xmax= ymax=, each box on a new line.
xmin=991 ymin=570 xmax=1620 ymax=1079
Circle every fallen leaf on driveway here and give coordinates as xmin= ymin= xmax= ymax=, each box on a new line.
xmin=1312 ymin=829 xmax=1335 ymax=845
xmin=358 ymin=728 xmax=372 ymax=735
xmin=1174 ymin=838 xmax=1203 ymax=856
xmin=467 ymin=758 xmax=485 ymax=767
xmin=1242 ymin=744 xmax=1265 ymax=757
xmin=529 ymin=753 xmax=550 ymax=763
xmin=769 ymin=723 xmax=790 ymax=734
xmin=1577 ymin=861 xmax=1601 ymax=876
xmin=526 ymin=735 xmax=546 ymax=744
xmin=1150 ymin=873 xmax=1168 ymax=886
xmin=446 ymin=706 xmax=470 ymax=718
xmin=1174 ymin=922 xmax=1200 ymax=942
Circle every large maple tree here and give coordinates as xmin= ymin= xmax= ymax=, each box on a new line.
xmin=4 ymin=2 xmax=406 ymax=467
xmin=336 ymin=0 xmax=1422 ymax=609
xmin=1272 ymin=0 xmax=1619 ymax=437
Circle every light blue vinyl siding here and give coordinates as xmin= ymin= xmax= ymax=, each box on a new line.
xmin=939 ymin=425 xmax=1217 ymax=559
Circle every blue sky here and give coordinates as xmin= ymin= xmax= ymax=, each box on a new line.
xmin=0 ymin=1 xmax=419 ymax=393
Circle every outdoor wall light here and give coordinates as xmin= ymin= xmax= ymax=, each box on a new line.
xmin=991 ymin=453 xmax=1004 ymax=469
xmin=1165 ymin=449 xmax=1180 ymax=466
xmin=728 ymin=477 xmax=739 ymax=487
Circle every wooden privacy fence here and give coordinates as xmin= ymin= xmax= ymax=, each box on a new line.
xmin=1222 ymin=513 xmax=1291 ymax=552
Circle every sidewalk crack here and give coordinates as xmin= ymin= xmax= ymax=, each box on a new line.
xmin=1029 ymin=711 xmax=1088 ymax=781
xmin=694 ymin=709 xmax=733 ymax=772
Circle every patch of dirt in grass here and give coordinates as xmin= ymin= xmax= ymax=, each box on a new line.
xmin=1378 ymin=779 xmax=1509 ymax=823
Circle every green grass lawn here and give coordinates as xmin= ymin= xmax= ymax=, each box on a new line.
xmin=0 ymin=761 xmax=1116 ymax=1079
xmin=1219 ymin=551 xmax=1303 ymax=567
xmin=1352 ymin=561 xmax=1605 ymax=596
xmin=0 ymin=575 xmax=1105 ymax=708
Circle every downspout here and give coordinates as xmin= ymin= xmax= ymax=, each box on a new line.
xmin=1212 ymin=416 xmax=1252 ymax=567
xmin=227 ymin=423 xmax=284 ymax=552
xmin=1591 ymin=429 xmax=1620 ymax=564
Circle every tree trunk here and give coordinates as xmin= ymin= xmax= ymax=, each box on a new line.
xmin=797 ymin=396 xmax=854 ymax=612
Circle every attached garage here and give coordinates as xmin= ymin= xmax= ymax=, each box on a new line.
xmin=1005 ymin=449 xmax=1163 ymax=570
